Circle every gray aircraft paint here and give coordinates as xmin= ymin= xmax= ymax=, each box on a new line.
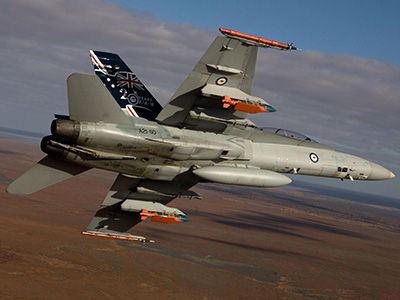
xmin=6 ymin=30 xmax=395 ymax=242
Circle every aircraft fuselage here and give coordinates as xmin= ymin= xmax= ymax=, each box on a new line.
xmin=43 ymin=117 xmax=394 ymax=187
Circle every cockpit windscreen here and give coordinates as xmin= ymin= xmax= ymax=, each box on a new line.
xmin=261 ymin=127 xmax=317 ymax=143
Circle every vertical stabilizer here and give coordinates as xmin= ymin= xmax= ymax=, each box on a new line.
xmin=67 ymin=73 xmax=132 ymax=124
xmin=90 ymin=50 xmax=163 ymax=120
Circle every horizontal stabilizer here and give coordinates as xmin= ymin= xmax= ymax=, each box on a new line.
xmin=6 ymin=155 xmax=91 ymax=195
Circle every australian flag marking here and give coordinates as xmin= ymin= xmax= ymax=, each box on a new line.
xmin=117 ymin=72 xmax=144 ymax=90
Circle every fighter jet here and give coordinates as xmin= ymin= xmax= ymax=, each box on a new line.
xmin=6 ymin=28 xmax=395 ymax=243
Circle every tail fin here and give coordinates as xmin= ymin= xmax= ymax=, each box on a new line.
xmin=90 ymin=50 xmax=163 ymax=120
xmin=67 ymin=73 xmax=132 ymax=124
xmin=6 ymin=155 xmax=90 ymax=195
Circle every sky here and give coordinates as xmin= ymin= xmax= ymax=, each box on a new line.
xmin=0 ymin=0 xmax=399 ymax=199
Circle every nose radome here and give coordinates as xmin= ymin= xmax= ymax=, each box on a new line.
xmin=369 ymin=162 xmax=395 ymax=180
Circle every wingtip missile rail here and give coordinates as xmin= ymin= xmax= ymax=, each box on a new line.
xmin=219 ymin=28 xmax=301 ymax=51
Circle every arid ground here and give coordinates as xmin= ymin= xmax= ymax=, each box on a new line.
xmin=1 ymin=135 xmax=400 ymax=299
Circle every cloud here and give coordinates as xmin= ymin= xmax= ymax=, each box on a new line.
xmin=0 ymin=0 xmax=213 ymax=131
xmin=252 ymin=50 xmax=400 ymax=164
xmin=0 ymin=0 xmax=398 ymax=178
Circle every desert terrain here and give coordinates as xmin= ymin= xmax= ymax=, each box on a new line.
xmin=1 ymin=134 xmax=400 ymax=299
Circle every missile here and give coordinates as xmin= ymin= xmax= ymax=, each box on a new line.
xmin=193 ymin=166 xmax=292 ymax=188
xmin=81 ymin=230 xmax=152 ymax=243
xmin=219 ymin=28 xmax=301 ymax=51
xmin=222 ymin=95 xmax=276 ymax=114
xmin=140 ymin=209 xmax=189 ymax=224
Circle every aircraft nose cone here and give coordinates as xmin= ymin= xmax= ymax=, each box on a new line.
xmin=369 ymin=162 xmax=395 ymax=180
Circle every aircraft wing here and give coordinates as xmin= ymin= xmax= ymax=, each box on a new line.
xmin=156 ymin=29 xmax=276 ymax=132
xmin=83 ymin=173 xmax=201 ymax=242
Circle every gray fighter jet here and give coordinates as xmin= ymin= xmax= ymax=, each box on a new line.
xmin=7 ymin=28 xmax=395 ymax=242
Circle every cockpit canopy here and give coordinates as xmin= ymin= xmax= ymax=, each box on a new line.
xmin=261 ymin=127 xmax=317 ymax=143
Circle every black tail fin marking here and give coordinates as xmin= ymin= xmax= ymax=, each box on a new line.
xmin=90 ymin=50 xmax=163 ymax=121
